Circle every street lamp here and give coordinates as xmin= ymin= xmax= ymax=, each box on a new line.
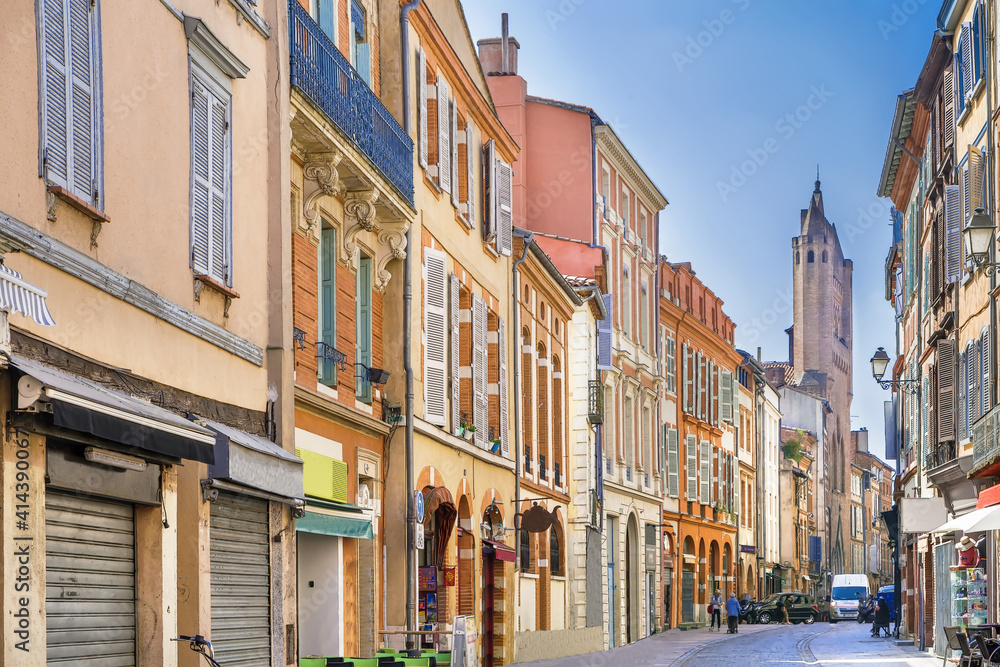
xmin=870 ymin=347 xmax=919 ymax=393
xmin=964 ymin=208 xmax=1000 ymax=275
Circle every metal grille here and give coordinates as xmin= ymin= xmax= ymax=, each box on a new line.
xmin=211 ymin=492 xmax=272 ymax=666
xmin=46 ymin=490 xmax=136 ymax=666
xmin=588 ymin=379 xmax=604 ymax=424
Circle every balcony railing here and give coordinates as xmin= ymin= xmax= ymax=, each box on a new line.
xmin=289 ymin=0 xmax=414 ymax=205
xmin=925 ymin=441 xmax=957 ymax=471
xmin=972 ymin=403 xmax=1000 ymax=473
xmin=588 ymin=380 xmax=604 ymax=424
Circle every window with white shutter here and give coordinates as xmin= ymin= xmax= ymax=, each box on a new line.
xmin=482 ymin=139 xmax=497 ymax=243
xmin=40 ymin=0 xmax=103 ymax=207
xmin=667 ymin=428 xmax=679 ymax=498
xmin=465 ymin=122 xmax=476 ymax=226
xmin=597 ymin=294 xmax=613 ymax=370
xmin=437 ymin=75 xmax=451 ymax=193
xmin=496 ymin=159 xmax=513 ymax=256
xmin=450 ymin=273 xmax=461 ymax=433
xmin=721 ymin=370 xmax=733 ymax=422
xmin=423 ymin=249 xmax=448 ymax=425
xmin=189 ymin=68 xmax=232 ymax=285
xmin=982 ymin=327 xmax=991 ymax=415
xmin=666 ymin=337 xmax=676 ymax=393
xmin=450 ymin=100 xmax=459 ymax=208
xmin=699 ymin=440 xmax=710 ymax=504
xmin=497 ymin=316 xmax=509 ymax=457
xmin=472 ymin=294 xmax=488 ymax=448
xmin=685 ymin=434 xmax=697 ymax=500
xmin=418 ymin=48 xmax=428 ymax=169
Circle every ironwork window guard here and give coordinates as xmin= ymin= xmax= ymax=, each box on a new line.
xmin=588 ymin=379 xmax=604 ymax=424
xmin=315 ymin=341 xmax=347 ymax=371
xmin=293 ymin=327 xmax=307 ymax=350
xmin=288 ymin=0 xmax=414 ymax=205
xmin=539 ymin=454 xmax=547 ymax=481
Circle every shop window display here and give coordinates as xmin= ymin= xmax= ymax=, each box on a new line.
xmin=950 ymin=537 xmax=987 ymax=628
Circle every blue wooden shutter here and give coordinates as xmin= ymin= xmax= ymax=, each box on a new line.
xmin=938 ymin=339 xmax=956 ymax=443
xmin=41 ymin=0 xmax=70 ymax=188
xmin=597 ymin=294 xmax=613 ymax=370
xmin=318 ymin=0 xmax=336 ymax=42
xmin=356 ymin=256 xmax=373 ymax=402
xmin=320 ymin=227 xmax=337 ymax=384
xmin=945 ymin=185 xmax=962 ymax=282
xmin=354 ymin=41 xmax=371 ymax=87
xmin=982 ymin=328 xmax=991 ymax=415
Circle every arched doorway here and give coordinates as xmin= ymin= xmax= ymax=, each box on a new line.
xmin=698 ymin=539 xmax=706 ymax=607
xmin=625 ymin=514 xmax=640 ymax=643
xmin=722 ymin=543 xmax=732 ymax=597
xmin=419 ymin=485 xmax=457 ymax=651
xmin=682 ymin=537 xmax=695 ymax=623
xmin=481 ymin=502 xmax=504 ymax=667
xmin=663 ymin=533 xmax=674 ymax=629
xmin=709 ymin=540 xmax=719 ymax=597
xmin=457 ymin=495 xmax=474 ymax=616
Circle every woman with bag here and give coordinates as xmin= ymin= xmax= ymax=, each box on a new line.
xmin=709 ymin=589 xmax=723 ymax=631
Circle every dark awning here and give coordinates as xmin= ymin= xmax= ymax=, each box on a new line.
xmin=483 ymin=539 xmax=516 ymax=563
xmin=9 ymin=354 xmax=216 ymax=463
xmin=202 ymin=418 xmax=303 ymax=500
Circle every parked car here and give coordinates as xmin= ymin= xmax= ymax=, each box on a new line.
xmin=755 ymin=593 xmax=819 ymax=625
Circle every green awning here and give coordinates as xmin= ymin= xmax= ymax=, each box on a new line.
xmin=297 ymin=502 xmax=374 ymax=539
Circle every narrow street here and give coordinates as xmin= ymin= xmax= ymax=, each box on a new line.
xmin=515 ymin=623 xmax=940 ymax=667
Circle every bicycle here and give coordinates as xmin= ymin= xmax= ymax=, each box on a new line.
xmin=171 ymin=635 xmax=221 ymax=667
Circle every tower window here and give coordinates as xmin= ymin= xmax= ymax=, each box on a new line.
xmin=822 ymin=251 xmax=828 ymax=263
xmin=796 ymin=252 xmax=800 ymax=265
xmin=807 ymin=251 xmax=815 ymax=263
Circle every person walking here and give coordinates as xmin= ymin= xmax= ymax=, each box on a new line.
xmin=725 ymin=592 xmax=741 ymax=633
xmin=709 ymin=589 xmax=724 ymax=631
xmin=776 ymin=596 xmax=790 ymax=624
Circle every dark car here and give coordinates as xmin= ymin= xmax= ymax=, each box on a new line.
xmin=755 ymin=593 xmax=819 ymax=625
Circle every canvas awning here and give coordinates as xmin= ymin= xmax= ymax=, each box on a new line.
xmin=930 ymin=505 xmax=1000 ymax=534
xmin=9 ymin=354 xmax=216 ymax=463
xmin=0 ymin=264 xmax=55 ymax=326
xmin=483 ymin=539 xmax=516 ymax=563
xmin=203 ymin=418 xmax=303 ymax=501
xmin=297 ymin=498 xmax=374 ymax=539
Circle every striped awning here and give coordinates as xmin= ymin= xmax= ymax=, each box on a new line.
xmin=0 ymin=264 xmax=55 ymax=326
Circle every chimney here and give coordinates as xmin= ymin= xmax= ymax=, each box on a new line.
xmin=756 ymin=347 xmax=761 ymax=362
xmin=476 ymin=13 xmax=520 ymax=76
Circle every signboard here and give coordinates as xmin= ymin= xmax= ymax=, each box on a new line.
xmin=415 ymin=523 xmax=425 ymax=550
xmin=418 ymin=566 xmax=437 ymax=591
xmin=900 ymin=497 xmax=948 ymax=534
xmin=414 ymin=490 xmax=425 ymax=523
xmin=739 ymin=544 xmax=756 ymax=554
xmin=451 ymin=615 xmax=479 ymax=667
xmin=442 ymin=567 xmax=456 ymax=587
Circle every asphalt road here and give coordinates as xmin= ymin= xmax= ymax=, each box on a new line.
xmin=514 ymin=621 xmax=942 ymax=667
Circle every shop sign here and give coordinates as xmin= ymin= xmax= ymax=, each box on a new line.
xmin=740 ymin=544 xmax=756 ymax=554
xmin=418 ymin=566 xmax=437 ymax=591
xmin=415 ymin=523 xmax=425 ymax=550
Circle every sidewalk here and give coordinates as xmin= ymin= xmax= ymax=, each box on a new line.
xmin=513 ymin=624 xmax=783 ymax=667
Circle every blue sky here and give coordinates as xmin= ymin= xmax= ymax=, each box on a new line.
xmin=463 ymin=0 xmax=941 ymax=464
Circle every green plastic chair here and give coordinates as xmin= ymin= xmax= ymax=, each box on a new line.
xmin=300 ymin=659 xmax=328 ymax=667
xmin=421 ymin=653 xmax=449 ymax=665
xmin=397 ymin=659 xmax=431 ymax=667
xmin=377 ymin=649 xmax=398 ymax=655
xmin=346 ymin=659 xmax=379 ymax=667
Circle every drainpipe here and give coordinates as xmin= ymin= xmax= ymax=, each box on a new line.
xmin=400 ymin=0 xmax=421 ymax=650
xmin=512 ymin=229 xmax=534 ymax=571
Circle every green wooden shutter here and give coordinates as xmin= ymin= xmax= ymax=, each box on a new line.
xmin=356 ymin=255 xmax=373 ymax=403
xmin=320 ymin=227 xmax=337 ymax=384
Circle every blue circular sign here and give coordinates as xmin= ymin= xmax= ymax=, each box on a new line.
xmin=414 ymin=490 xmax=425 ymax=523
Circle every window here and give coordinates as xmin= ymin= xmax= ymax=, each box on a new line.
xmin=807 ymin=251 xmax=814 ymax=263
xmin=666 ymin=336 xmax=676 ymax=393
xmin=621 ymin=188 xmax=630 ymax=227
xmin=319 ymin=226 xmax=338 ymax=385
xmin=641 ymin=404 xmax=651 ymax=477
xmin=519 ymin=527 xmax=531 ymax=572
xmin=640 ymin=210 xmax=648 ymax=246
xmin=312 ymin=0 xmax=338 ymax=44
xmin=552 ymin=356 xmax=563 ymax=486
xmin=822 ymin=250 xmax=828 ymax=263
xmin=350 ymin=0 xmax=371 ymax=86
xmin=550 ymin=524 xmax=564 ymax=576
xmin=189 ymin=51 xmax=235 ymax=286
xmin=666 ymin=428 xmax=679 ymax=498
xmin=622 ymin=266 xmax=631 ymax=338
xmin=356 ymin=254 xmax=373 ymax=402
xmin=522 ymin=328 xmax=534 ymax=472
xmin=640 ymin=282 xmax=649 ymax=351
xmin=40 ymin=0 xmax=103 ymax=208
xmin=423 ymin=249 xmax=448 ymax=425
xmin=604 ymin=385 xmax=615 ymax=469
xmin=624 ymin=394 xmax=634 ymax=473
xmin=601 ymin=168 xmax=611 ymax=215
xmin=536 ymin=343 xmax=549 ymax=479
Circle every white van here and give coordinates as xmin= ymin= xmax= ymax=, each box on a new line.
xmin=828 ymin=574 xmax=870 ymax=622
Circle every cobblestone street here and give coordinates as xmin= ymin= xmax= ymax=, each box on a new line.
xmin=516 ymin=622 xmax=942 ymax=667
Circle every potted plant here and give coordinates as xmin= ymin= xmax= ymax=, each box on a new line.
xmin=457 ymin=414 xmax=468 ymax=438
xmin=490 ymin=438 xmax=501 ymax=453
xmin=464 ymin=424 xmax=476 ymax=441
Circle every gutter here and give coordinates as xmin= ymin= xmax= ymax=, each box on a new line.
xmin=400 ymin=0 xmax=421 ymax=649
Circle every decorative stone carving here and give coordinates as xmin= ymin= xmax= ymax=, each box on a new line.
xmin=46 ymin=190 xmax=59 ymax=222
xmin=374 ymin=220 xmax=409 ymax=293
xmin=343 ymin=188 xmax=380 ymax=259
xmin=301 ymin=152 xmax=343 ymax=243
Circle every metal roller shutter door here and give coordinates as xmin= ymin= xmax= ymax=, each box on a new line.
xmin=211 ymin=492 xmax=272 ymax=666
xmin=45 ymin=490 xmax=136 ymax=666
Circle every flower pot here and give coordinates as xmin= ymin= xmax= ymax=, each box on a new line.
xmin=464 ymin=430 xmax=475 ymax=442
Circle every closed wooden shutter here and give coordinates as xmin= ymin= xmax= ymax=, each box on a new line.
xmin=450 ymin=100 xmax=459 ymax=207
xmin=424 ymin=249 xmax=448 ymax=425
xmin=497 ymin=159 xmax=513 ymax=256
xmin=970 ymin=145 xmax=985 ymax=212
xmin=354 ymin=41 xmax=371 ymax=86
xmin=356 ymin=256 xmax=373 ymax=402
xmin=667 ymin=428 xmax=679 ymax=498
xmin=498 ymin=315 xmax=509 ymax=456
xmin=473 ymin=294 xmax=488 ymax=448
xmin=466 ymin=122 xmax=476 ymax=225
xmin=418 ymin=48 xmax=428 ymax=169
xmin=666 ymin=337 xmax=675 ymax=393
xmin=983 ymin=328 xmax=992 ymax=414
xmin=191 ymin=73 xmax=231 ymax=284
xmin=700 ymin=440 xmax=710 ymax=504
xmin=970 ymin=342 xmax=980 ymax=426
xmin=318 ymin=0 xmax=336 ymax=41
xmin=450 ymin=273 xmax=461 ymax=432
xmin=320 ymin=227 xmax=337 ymax=384
xmin=46 ymin=491 xmax=136 ymax=666
xmin=721 ymin=371 xmax=733 ymax=422
xmin=482 ymin=139 xmax=496 ymax=242
xmin=943 ymin=68 xmax=955 ymax=155
xmin=41 ymin=0 xmax=100 ymax=204
xmin=939 ymin=339 xmax=955 ymax=443
xmin=211 ymin=492 xmax=272 ymax=666
xmin=437 ymin=76 xmax=450 ymax=193
xmin=958 ymin=352 xmax=967 ymax=439
xmin=682 ymin=343 xmax=690 ymax=413
xmin=962 ymin=23 xmax=973 ymax=97
xmin=685 ymin=434 xmax=697 ymax=500
xmin=597 ymin=294 xmax=613 ymax=370
xmin=945 ymin=185 xmax=962 ymax=283
xmin=709 ymin=361 xmax=716 ymax=426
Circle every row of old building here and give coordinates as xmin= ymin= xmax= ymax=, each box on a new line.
xmin=0 ymin=0 xmax=884 ymax=665
xmin=877 ymin=0 xmax=1000 ymax=657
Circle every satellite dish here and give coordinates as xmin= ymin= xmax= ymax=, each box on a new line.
xmin=17 ymin=375 xmax=42 ymax=410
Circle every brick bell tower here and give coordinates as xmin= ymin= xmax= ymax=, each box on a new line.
xmin=789 ymin=173 xmax=854 ymax=575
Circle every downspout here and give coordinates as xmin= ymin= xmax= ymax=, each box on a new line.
xmin=400 ymin=0 xmax=421 ymax=650
xmin=984 ymin=0 xmax=996 ymax=628
xmin=512 ymin=229 xmax=535 ymax=571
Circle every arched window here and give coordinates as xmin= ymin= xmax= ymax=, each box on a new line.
xmin=536 ymin=343 xmax=549 ymax=481
xmin=550 ymin=523 xmax=564 ymax=576
xmin=807 ymin=251 xmax=815 ymax=263
xmin=522 ymin=328 xmax=533 ymax=474
xmin=822 ymin=250 xmax=828 ymax=263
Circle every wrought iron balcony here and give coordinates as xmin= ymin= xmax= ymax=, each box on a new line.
xmin=315 ymin=341 xmax=347 ymax=370
xmin=924 ymin=441 xmax=957 ymax=470
xmin=588 ymin=379 xmax=604 ymax=424
xmin=293 ymin=327 xmax=307 ymax=350
xmin=289 ymin=0 xmax=414 ymax=205
xmin=972 ymin=404 xmax=1000 ymax=473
